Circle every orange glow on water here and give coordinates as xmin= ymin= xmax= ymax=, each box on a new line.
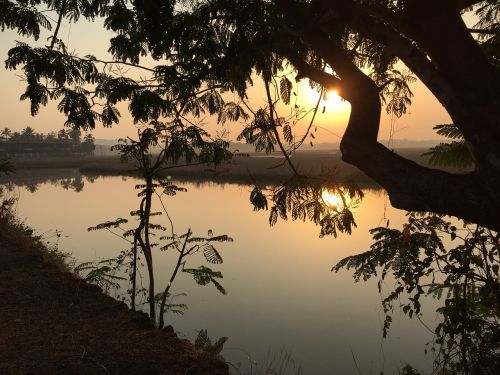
xmin=321 ymin=189 xmax=352 ymax=211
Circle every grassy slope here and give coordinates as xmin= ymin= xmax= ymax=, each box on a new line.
xmin=0 ymin=217 xmax=229 ymax=375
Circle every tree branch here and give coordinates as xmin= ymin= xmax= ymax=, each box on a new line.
xmin=49 ymin=0 xmax=66 ymax=50
xmin=277 ymin=48 xmax=345 ymax=95
xmin=263 ymin=74 xmax=299 ymax=175
xmin=468 ymin=28 xmax=498 ymax=35
xmin=296 ymin=28 xmax=500 ymax=230
xmin=318 ymin=0 xmax=463 ymax=122
xmin=455 ymin=0 xmax=485 ymax=11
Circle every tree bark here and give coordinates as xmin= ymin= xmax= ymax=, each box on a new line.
xmin=277 ymin=2 xmax=500 ymax=230
xmin=399 ymin=3 xmax=500 ymax=210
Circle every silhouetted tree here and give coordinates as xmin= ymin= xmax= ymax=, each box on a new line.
xmin=1 ymin=1 xmax=499 ymax=230
xmin=335 ymin=213 xmax=500 ymax=374
xmin=21 ymin=126 xmax=36 ymax=138
xmin=1 ymin=128 xmax=12 ymax=141
xmin=45 ymin=131 xmax=57 ymax=141
xmin=57 ymin=129 xmax=69 ymax=140
xmin=88 ymin=126 xmax=232 ymax=326
xmin=80 ymin=133 xmax=95 ymax=153
xmin=69 ymin=127 xmax=81 ymax=144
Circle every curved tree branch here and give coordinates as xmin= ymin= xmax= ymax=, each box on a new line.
xmin=292 ymin=28 xmax=500 ymax=230
xmin=305 ymin=0 xmax=500 ymax=216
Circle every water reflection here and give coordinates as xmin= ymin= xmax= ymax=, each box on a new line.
xmin=321 ymin=188 xmax=358 ymax=212
xmin=7 ymin=171 xmax=496 ymax=373
xmin=249 ymin=176 xmax=364 ymax=237
xmin=6 ymin=172 xmax=433 ymax=373
xmin=0 ymin=169 xmax=96 ymax=193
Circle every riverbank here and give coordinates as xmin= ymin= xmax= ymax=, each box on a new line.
xmin=0 ymin=223 xmax=229 ymax=374
xmin=7 ymin=148 xmax=438 ymax=186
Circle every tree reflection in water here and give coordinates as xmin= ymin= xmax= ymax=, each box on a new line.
xmin=251 ymin=175 xmax=499 ymax=373
xmin=4 ymin=172 xmax=94 ymax=193
xmin=10 ymin=169 xmax=499 ymax=372
xmin=249 ymin=175 xmax=363 ymax=237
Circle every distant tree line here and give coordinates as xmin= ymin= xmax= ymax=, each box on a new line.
xmin=0 ymin=126 xmax=95 ymax=156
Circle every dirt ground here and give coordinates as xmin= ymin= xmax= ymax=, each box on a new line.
xmin=0 ymin=233 xmax=229 ymax=375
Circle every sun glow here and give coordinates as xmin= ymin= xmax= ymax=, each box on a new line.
xmin=304 ymin=84 xmax=351 ymax=116
xmin=323 ymin=90 xmax=350 ymax=112
xmin=321 ymin=189 xmax=352 ymax=211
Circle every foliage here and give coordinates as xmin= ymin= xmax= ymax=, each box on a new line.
xmin=378 ymin=69 xmax=416 ymax=118
xmin=334 ymin=213 xmax=500 ymax=374
xmin=0 ymin=126 xmax=96 ymax=156
xmin=194 ymin=329 xmax=228 ymax=360
xmin=80 ymin=133 xmax=96 ymax=152
xmin=73 ymin=1 xmax=418 ymax=121
xmin=0 ymin=183 xmax=73 ymax=271
xmin=422 ymin=125 xmax=474 ymax=169
xmin=2 ymin=1 xmax=250 ymax=131
xmin=0 ymin=0 xmax=417 ymax=176
xmin=333 ymin=119 xmax=500 ymax=374
xmin=0 ymin=158 xmax=15 ymax=176
xmin=183 ymin=265 xmax=226 ymax=294
xmin=88 ymin=130 xmax=233 ymax=327
xmin=237 ymin=109 xmax=278 ymax=154
xmin=0 ymin=184 xmax=16 ymax=219
xmin=74 ymin=258 xmax=126 ymax=291
xmin=153 ymin=291 xmax=188 ymax=316
xmin=89 ymin=201 xmax=232 ymax=326
xmin=250 ymin=175 xmax=363 ymax=237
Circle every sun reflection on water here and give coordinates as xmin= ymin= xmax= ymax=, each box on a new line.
xmin=321 ymin=188 xmax=352 ymax=211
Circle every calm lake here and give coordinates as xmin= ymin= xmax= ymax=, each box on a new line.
xmin=6 ymin=169 xmax=440 ymax=374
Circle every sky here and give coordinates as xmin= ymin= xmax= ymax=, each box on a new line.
xmin=0 ymin=13 xmax=453 ymax=143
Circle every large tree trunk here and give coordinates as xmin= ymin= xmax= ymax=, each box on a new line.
xmin=279 ymin=1 xmax=500 ymax=231
xmin=400 ymin=1 xmax=500 ymax=210
xmin=340 ymin=96 xmax=500 ymax=231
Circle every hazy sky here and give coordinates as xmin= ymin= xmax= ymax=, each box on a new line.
xmin=0 ymin=15 xmax=452 ymax=142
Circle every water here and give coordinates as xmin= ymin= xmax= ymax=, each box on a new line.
xmin=6 ymin=169 xmax=438 ymax=374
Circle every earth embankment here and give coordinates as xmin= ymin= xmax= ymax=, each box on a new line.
xmin=0 ymin=230 xmax=229 ymax=375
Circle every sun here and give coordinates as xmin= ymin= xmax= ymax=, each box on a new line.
xmin=323 ymin=90 xmax=350 ymax=112
xmin=304 ymin=84 xmax=351 ymax=114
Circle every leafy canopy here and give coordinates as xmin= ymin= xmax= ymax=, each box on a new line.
xmin=0 ymin=0 xmax=429 ymax=139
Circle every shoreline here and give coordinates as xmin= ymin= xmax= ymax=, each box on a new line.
xmin=3 ymin=147 xmax=469 ymax=191
xmin=6 ymin=151 xmax=381 ymax=186
xmin=0 ymin=219 xmax=229 ymax=374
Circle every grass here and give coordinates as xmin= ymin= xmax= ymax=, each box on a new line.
xmin=0 ymin=184 xmax=73 ymax=272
